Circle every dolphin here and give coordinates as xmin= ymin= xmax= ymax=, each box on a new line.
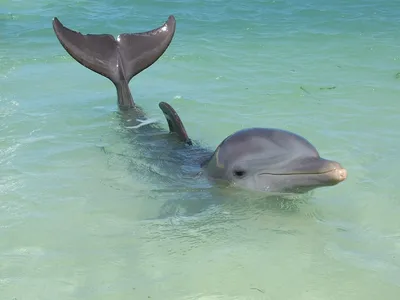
xmin=51 ymin=15 xmax=347 ymax=195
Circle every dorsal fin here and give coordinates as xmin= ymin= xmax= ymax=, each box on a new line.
xmin=159 ymin=102 xmax=192 ymax=145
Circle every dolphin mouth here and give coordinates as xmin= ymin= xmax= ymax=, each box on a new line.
xmin=259 ymin=167 xmax=348 ymax=183
xmin=258 ymin=157 xmax=347 ymax=184
xmin=260 ymin=167 xmax=346 ymax=176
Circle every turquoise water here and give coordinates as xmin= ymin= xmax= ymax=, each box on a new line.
xmin=1 ymin=0 xmax=400 ymax=298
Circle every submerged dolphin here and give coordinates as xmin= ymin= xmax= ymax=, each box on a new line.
xmin=52 ymin=15 xmax=347 ymax=194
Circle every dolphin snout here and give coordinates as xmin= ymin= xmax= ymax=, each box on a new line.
xmin=329 ymin=167 xmax=347 ymax=182
xmin=322 ymin=160 xmax=347 ymax=184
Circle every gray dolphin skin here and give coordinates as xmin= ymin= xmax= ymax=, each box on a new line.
xmin=52 ymin=15 xmax=347 ymax=195
xmin=201 ymin=128 xmax=347 ymax=193
xmin=52 ymin=15 xmax=176 ymax=109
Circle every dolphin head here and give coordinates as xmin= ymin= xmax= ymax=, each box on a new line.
xmin=201 ymin=128 xmax=347 ymax=193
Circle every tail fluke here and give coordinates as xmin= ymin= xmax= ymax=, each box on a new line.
xmin=52 ymin=16 xmax=176 ymax=109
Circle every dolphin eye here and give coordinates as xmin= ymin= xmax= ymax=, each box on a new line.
xmin=233 ymin=169 xmax=246 ymax=178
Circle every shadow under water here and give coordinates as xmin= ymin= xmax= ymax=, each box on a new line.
xmin=98 ymin=105 xmax=314 ymax=220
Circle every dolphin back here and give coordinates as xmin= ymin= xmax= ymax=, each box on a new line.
xmin=52 ymin=16 xmax=176 ymax=109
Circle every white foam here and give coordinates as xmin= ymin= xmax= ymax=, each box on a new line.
xmin=125 ymin=118 xmax=158 ymax=129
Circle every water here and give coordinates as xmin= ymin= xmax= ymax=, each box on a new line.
xmin=1 ymin=0 xmax=400 ymax=298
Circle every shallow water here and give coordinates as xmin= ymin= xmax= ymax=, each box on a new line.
xmin=1 ymin=0 xmax=400 ymax=299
